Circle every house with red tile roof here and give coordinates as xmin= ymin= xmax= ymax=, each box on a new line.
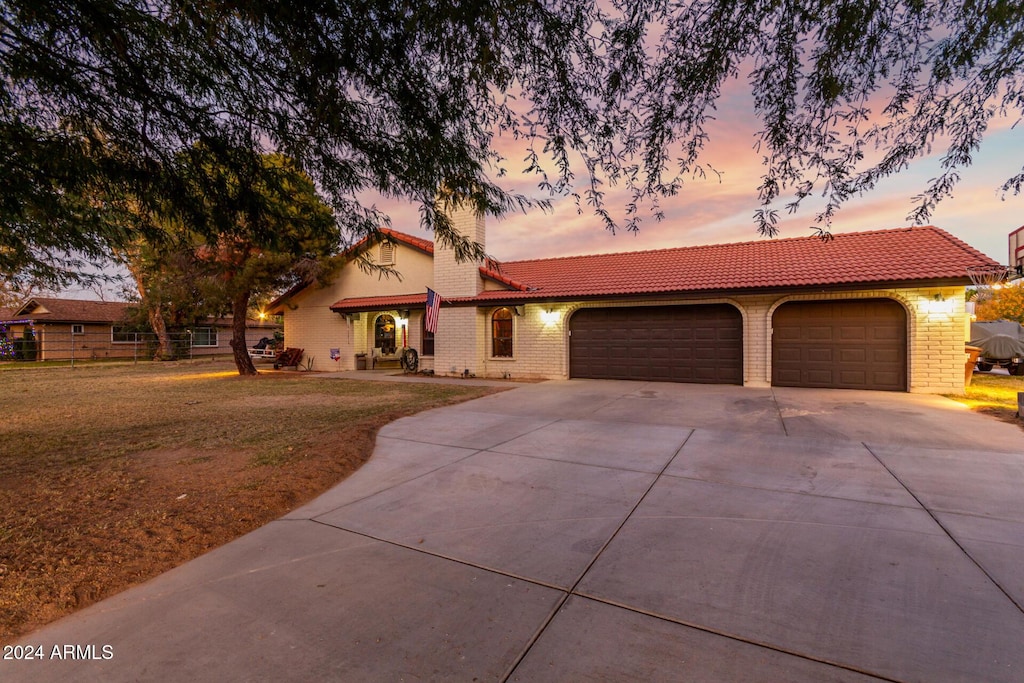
xmin=270 ymin=206 xmax=999 ymax=393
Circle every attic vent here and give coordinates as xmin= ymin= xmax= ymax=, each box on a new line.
xmin=379 ymin=242 xmax=395 ymax=265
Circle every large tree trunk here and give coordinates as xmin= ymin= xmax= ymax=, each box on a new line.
xmin=230 ymin=290 xmax=258 ymax=376
xmin=147 ymin=308 xmax=175 ymax=360
xmin=124 ymin=251 xmax=175 ymax=359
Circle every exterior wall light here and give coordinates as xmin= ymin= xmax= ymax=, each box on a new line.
xmin=540 ymin=309 xmax=560 ymax=326
xmin=921 ymin=296 xmax=955 ymax=318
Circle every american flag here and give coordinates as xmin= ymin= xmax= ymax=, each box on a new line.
xmin=424 ymin=287 xmax=441 ymax=334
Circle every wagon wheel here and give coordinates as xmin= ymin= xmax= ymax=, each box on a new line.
xmin=400 ymin=347 xmax=419 ymax=373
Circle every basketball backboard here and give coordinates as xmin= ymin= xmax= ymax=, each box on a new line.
xmin=1011 ymin=225 xmax=1024 ymax=274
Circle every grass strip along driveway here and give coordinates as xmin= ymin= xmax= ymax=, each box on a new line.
xmin=947 ymin=372 xmax=1024 ymax=426
xmin=0 ymin=361 xmax=503 ymax=643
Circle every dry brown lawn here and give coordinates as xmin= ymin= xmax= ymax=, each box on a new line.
xmin=0 ymin=360 xmax=504 ymax=643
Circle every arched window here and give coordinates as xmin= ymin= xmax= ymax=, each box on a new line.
xmin=375 ymin=314 xmax=396 ymax=355
xmin=492 ymin=307 xmax=513 ymax=357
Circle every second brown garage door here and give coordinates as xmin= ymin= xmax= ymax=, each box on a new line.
xmin=569 ymin=305 xmax=743 ymax=383
xmin=772 ymin=299 xmax=907 ymax=391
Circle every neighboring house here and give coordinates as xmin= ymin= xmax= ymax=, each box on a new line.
xmin=269 ymin=207 xmax=999 ymax=393
xmin=0 ymin=297 xmax=281 ymax=361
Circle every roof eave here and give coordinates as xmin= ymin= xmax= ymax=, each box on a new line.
xmin=443 ymin=277 xmax=974 ymax=307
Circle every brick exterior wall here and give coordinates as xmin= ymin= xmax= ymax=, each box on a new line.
xmin=432 ymin=201 xmax=486 ymax=375
xmin=433 ymin=204 xmax=485 ymax=297
xmin=469 ymin=287 xmax=969 ymax=394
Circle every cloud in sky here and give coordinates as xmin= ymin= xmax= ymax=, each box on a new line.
xmin=375 ymin=72 xmax=1024 ymax=266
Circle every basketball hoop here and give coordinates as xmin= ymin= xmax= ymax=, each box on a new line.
xmin=967 ymin=265 xmax=1012 ymax=301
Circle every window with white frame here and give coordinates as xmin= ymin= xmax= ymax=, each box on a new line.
xmin=191 ymin=327 xmax=218 ymax=347
xmin=71 ymin=324 xmax=84 ymax=335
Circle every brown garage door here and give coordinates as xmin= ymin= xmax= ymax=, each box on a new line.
xmin=772 ymin=299 xmax=907 ymax=391
xmin=569 ymin=305 xmax=743 ymax=383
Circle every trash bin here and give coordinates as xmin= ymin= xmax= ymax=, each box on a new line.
xmin=965 ymin=345 xmax=983 ymax=386
xmin=355 ymin=353 xmax=367 ymax=370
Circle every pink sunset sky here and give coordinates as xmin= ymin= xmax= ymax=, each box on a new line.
xmin=375 ymin=95 xmax=1024 ymax=268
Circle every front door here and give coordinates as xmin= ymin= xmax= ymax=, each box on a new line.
xmin=375 ymin=314 xmax=396 ymax=355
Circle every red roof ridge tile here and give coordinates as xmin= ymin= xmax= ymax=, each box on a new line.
xmin=377 ymin=228 xmax=434 ymax=254
xmin=478 ymin=265 xmax=531 ymax=291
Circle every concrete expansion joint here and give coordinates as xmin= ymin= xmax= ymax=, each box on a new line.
xmin=769 ymin=387 xmax=790 ymax=436
xmin=861 ymin=442 xmax=1024 ymax=617
xmin=549 ymin=593 xmax=906 ymax=683
xmin=500 ymin=429 xmax=695 ymax=681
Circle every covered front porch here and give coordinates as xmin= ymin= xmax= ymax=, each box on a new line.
xmin=332 ymin=297 xmax=433 ymax=374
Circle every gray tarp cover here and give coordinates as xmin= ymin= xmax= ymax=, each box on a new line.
xmin=970 ymin=321 xmax=1024 ymax=359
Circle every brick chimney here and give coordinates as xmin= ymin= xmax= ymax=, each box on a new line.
xmin=433 ymin=196 xmax=485 ymax=376
xmin=432 ymin=198 xmax=486 ymax=297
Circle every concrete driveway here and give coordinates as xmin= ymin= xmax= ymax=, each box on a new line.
xmin=6 ymin=381 xmax=1024 ymax=682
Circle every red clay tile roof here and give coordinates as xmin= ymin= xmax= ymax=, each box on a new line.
xmin=341 ymin=227 xmax=435 ymax=256
xmin=459 ymin=226 xmax=997 ymax=302
xmin=330 ymin=294 xmax=427 ymax=313
xmin=268 ymin=228 xmax=433 ymax=313
xmin=478 ymin=265 xmax=530 ymax=291
xmin=307 ymin=225 xmax=999 ymax=313
xmin=378 ymin=228 xmax=433 ymax=254
xmin=361 ymin=228 xmax=433 ymax=255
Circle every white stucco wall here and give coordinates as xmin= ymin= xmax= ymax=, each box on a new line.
xmin=279 ymin=243 xmax=434 ymax=371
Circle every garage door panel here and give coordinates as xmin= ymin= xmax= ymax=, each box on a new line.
xmin=807 ymin=348 xmax=834 ymax=363
xmin=872 ymin=327 xmax=902 ymax=341
xmin=608 ymin=345 xmax=631 ymax=359
xmin=774 ymin=327 xmax=802 ymax=342
xmin=873 ymin=349 xmax=901 ymax=363
xmin=838 ymin=370 xmax=868 ymax=385
xmin=806 ymin=326 xmax=834 ymax=341
xmin=805 ymin=369 xmax=836 ymax=384
xmin=772 ymin=299 xmax=906 ymax=391
xmin=650 ymin=327 xmax=673 ymax=340
xmin=776 ymin=347 xmax=802 ymax=363
xmin=839 ymin=326 xmax=867 ymax=341
xmin=873 ymin=371 xmax=901 ymax=385
xmin=570 ymin=305 xmax=742 ymax=384
xmin=838 ymin=348 xmax=866 ymax=363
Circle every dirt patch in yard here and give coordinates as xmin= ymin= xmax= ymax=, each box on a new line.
xmin=0 ymin=362 xmax=506 ymax=642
